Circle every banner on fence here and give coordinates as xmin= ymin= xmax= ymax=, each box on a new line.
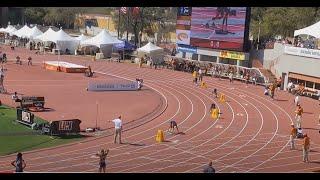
xmin=284 ymin=46 xmax=320 ymax=59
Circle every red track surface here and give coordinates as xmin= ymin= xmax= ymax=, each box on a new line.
xmin=0 ymin=45 xmax=320 ymax=173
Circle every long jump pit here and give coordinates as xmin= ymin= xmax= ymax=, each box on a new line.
xmin=44 ymin=61 xmax=88 ymax=73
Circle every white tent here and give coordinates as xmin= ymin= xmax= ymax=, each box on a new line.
xmin=137 ymin=42 xmax=163 ymax=54
xmin=75 ymin=34 xmax=90 ymax=42
xmin=35 ymin=28 xmax=78 ymax=54
xmin=137 ymin=42 xmax=164 ymax=63
xmin=0 ymin=28 xmax=5 ymax=32
xmin=294 ymin=21 xmax=320 ymax=38
xmin=12 ymin=25 xmax=32 ymax=38
xmin=2 ymin=25 xmax=17 ymax=35
xmin=81 ymin=29 xmax=122 ymax=48
xmin=41 ymin=29 xmax=75 ymax=43
xmin=26 ymin=26 xmax=43 ymax=39
xmin=34 ymin=28 xmax=57 ymax=42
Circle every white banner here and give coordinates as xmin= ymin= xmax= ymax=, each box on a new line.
xmin=176 ymin=29 xmax=191 ymax=45
xmin=88 ymin=82 xmax=138 ymax=91
xmin=284 ymin=46 xmax=320 ymax=59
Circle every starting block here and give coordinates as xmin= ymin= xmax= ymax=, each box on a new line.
xmin=200 ymin=81 xmax=207 ymax=89
xmin=156 ymin=130 xmax=165 ymax=142
xmin=211 ymin=108 xmax=220 ymax=120
xmin=219 ymin=94 xmax=226 ymax=103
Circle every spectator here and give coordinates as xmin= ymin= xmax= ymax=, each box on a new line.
xmin=287 ymin=81 xmax=294 ymax=92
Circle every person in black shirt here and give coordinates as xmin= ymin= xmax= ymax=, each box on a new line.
xmin=11 ymin=153 xmax=26 ymax=172
xmin=96 ymin=149 xmax=109 ymax=173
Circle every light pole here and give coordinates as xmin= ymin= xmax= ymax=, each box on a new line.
xmin=257 ymin=18 xmax=261 ymax=50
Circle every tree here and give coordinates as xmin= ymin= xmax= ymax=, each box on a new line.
xmin=112 ymin=7 xmax=177 ymax=46
xmin=25 ymin=7 xmax=47 ymax=25
xmin=250 ymin=7 xmax=320 ymax=40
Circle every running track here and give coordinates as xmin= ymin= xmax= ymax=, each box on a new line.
xmin=0 ymin=46 xmax=320 ymax=172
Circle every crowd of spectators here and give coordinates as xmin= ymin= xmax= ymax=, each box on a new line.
xmin=163 ymin=55 xmax=266 ymax=84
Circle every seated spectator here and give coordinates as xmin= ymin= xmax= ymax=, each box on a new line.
xmin=85 ymin=66 xmax=94 ymax=77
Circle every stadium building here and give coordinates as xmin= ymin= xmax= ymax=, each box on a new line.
xmin=252 ymin=21 xmax=320 ymax=98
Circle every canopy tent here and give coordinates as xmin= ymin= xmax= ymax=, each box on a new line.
xmin=34 ymin=28 xmax=57 ymax=42
xmin=81 ymin=30 xmax=123 ymax=58
xmin=137 ymin=42 xmax=164 ymax=64
xmin=35 ymin=28 xmax=78 ymax=54
xmin=137 ymin=42 xmax=163 ymax=54
xmin=80 ymin=29 xmax=122 ymax=48
xmin=294 ymin=21 xmax=320 ymax=38
xmin=12 ymin=25 xmax=32 ymax=38
xmin=75 ymin=34 xmax=90 ymax=42
xmin=26 ymin=26 xmax=43 ymax=39
xmin=0 ymin=27 xmax=5 ymax=32
xmin=114 ymin=40 xmax=137 ymax=51
xmin=45 ymin=29 xmax=76 ymax=43
xmin=1 ymin=25 xmax=17 ymax=35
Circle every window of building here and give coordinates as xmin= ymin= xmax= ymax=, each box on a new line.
xmin=306 ymin=81 xmax=314 ymax=88
xmin=315 ymin=83 xmax=320 ymax=90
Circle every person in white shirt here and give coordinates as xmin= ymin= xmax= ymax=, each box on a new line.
xmin=229 ymin=71 xmax=233 ymax=83
xmin=287 ymin=81 xmax=293 ymax=92
xmin=294 ymin=94 xmax=300 ymax=106
xmin=110 ymin=116 xmax=122 ymax=144
xmin=198 ymin=68 xmax=203 ymax=82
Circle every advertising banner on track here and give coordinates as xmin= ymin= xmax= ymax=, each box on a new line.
xmin=87 ymin=82 xmax=139 ymax=91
